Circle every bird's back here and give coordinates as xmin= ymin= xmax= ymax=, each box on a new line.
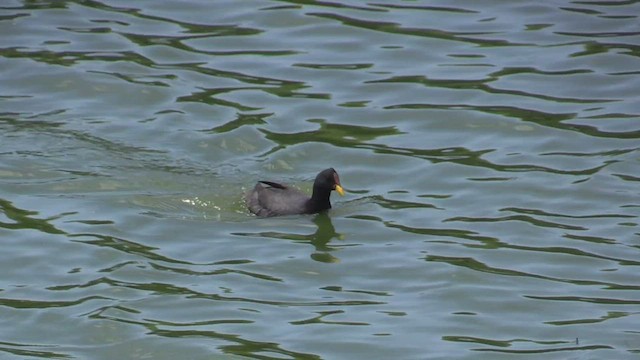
xmin=246 ymin=182 xmax=310 ymax=217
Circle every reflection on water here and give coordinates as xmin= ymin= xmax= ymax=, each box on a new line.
xmin=234 ymin=213 xmax=345 ymax=263
xmin=1 ymin=0 xmax=640 ymax=358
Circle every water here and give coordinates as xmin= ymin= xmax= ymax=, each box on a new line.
xmin=1 ymin=0 xmax=639 ymax=359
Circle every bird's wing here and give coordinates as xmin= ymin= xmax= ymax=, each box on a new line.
xmin=258 ymin=181 xmax=288 ymax=190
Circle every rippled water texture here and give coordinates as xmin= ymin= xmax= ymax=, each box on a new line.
xmin=1 ymin=0 xmax=639 ymax=359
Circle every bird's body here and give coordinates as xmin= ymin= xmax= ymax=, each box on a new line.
xmin=246 ymin=168 xmax=344 ymax=217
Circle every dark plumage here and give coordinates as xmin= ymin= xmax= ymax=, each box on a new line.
xmin=246 ymin=168 xmax=345 ymax=217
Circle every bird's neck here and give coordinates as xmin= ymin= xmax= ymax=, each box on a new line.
xmin=310 ymin=187 xmax=332 ymax=211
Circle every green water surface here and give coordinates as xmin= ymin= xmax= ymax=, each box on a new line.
xmin=1 ymin=1 xmax=639 ymax=359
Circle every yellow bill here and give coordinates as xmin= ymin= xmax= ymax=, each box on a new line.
xmin=335 ymin=184 xmax=345 ymax=196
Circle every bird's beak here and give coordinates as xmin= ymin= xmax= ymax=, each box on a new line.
xmin=335 ymin=184 xmax=345 ymax=196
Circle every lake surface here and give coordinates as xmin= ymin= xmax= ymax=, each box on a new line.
xmin=1 ymin=0 xmax=639 ymax=359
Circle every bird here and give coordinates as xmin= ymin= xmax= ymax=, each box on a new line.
xmin=246 ymin=168 xmax=344 ymax=217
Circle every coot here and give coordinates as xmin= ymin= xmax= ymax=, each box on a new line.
xmin=246 ymin=168 xmax=344 ymax=217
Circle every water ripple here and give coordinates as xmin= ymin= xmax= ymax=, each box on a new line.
xmin=0 ymin=341 xmax=70 ymax=359
xmin=309 ymin=12 xmax=524 ymax=46
xmin=369 ymin=74 xmax=612 ymax=103
xmin=425 ymin=254 xmax=640 ymax=289
xmin=0 ymin=295 xmax=112 ymax=309
xmin=525 ymin=295 xmax=640 ymax=305
xmin=385 ymin=103 xmax=640 ymax=139
xmin=85 ymin=305 xmax=321 ymax=360
xmin=2 ymin=0 xmax=640 ymax=358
